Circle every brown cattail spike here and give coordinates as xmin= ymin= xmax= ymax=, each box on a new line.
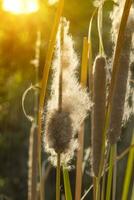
xmin=92 ymin=55 xmax=106 ymax=177
xmin=46 ymin=109 xmax=73 ymax=153
xmin=108 ymin=29 xmax=132 ymax=145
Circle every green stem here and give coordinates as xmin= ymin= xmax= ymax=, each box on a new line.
xmin=112 ymin=144 xmax=117 ymax=200
xmin=63 ymin=168 xmax=72 ymax=200
xmin=121 ymin=134 xmax=134 ymax=200
xmin=131 ymin=182 xmax=134 ymax=200
xmin=96 ymin=177 xmax=100 ymax=200
xmin=98 ymin=109 xmax=110 ymax=178
xmin=106 ymin=145 xmax=116 ymax=200
xmin=101 ymin=173 xmax=106 ymax=200
xmin=93 ymin=177 xmax=96 ymax=200
xmin=56 ymin=153 xmax=61 ymax=200
xmin=94 ymin=177 xmax=100 ymax=200
xmin=101 ymin=145 xmax=110 ymax=200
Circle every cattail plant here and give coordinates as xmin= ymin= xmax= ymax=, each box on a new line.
xmin=43 ymin=17 xmax=91 ymax=200
xmin=91 ymin=55 xmax=106 ymax=177
xmin=105 ymin=2 xmax=134 ymax=200
xmin=108 ymin=1 xmax=134 ymax=145
xmin=44 ymin=18 xmax=90 ymax=168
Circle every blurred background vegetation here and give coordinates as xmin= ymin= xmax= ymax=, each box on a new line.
xmin=0 ymin=0 xmax=133 ymax=200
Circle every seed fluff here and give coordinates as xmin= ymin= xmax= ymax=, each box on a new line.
xmin=44 ymin=18 xmax=91 ymax=167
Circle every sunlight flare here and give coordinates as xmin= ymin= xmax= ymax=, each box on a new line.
xmin=48 ymin=0 xmax=59 ymax=5
xmin=3 ymin=0 xmax=39 ymax=14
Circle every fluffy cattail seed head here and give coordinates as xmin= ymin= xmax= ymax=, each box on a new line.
xmin=44 ymin=18 xmax=91 ymax=167
xmin=92 ymin=55 xmax=106 ymax=177
xmin=45 ymin=109 xmax=73 ymax=154
xmin=47 ymin=18 xmax=91 ymax=133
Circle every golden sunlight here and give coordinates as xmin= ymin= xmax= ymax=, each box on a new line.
xmin=48 ymin=0 xmax=58 ymax=5
xmin=3 ymin=0 xmax=39 ymax=14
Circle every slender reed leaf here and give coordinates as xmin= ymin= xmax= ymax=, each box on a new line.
xmin=106 ymin=144 xmax=116 ymax=200
xmin=121 ymin=134 xmax=134 ymax=200
xmin=80 ymin=37 xmax=89 ymax=87
xmin=131 ymin=182 xmax=134 ymax=200
xmin=81 ymin=184 xmax=93 ymax=200
xmin=117 ymin=144 xmax=134 ymax=161
xmin=97 ymin=4 xmax=104 ymax=55
xmin=88 ymin=9 xmax=97 ymax=93
xmin=88 ymin=8 xmax=97 ymax=43
xmin=112 ymin=144 xmax=117 ymax=200
xmin=101 ymin=172 xmax=106 ymax=200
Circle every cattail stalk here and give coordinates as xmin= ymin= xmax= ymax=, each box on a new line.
xmin=41 ymin=163 xmax=51 ymax=200
xmin=56 ymin=153 xmax=61 ymax=200
xmin=63 ymin=168 xmax=72 ymax=200
xmin=75 ymin=37 xmax=89 ymax=200
xmin=106 ymin=145 xmax=116 ymax=200
xmin=28 ymin=124 xmax=38 ymax=200
xmin=56 ymin=18 xmax=64 ymax=200
xmin=112 ymin=144 xmax=117 ymax=200
xmin=92 ymin=56 xmax=106 ymax=177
